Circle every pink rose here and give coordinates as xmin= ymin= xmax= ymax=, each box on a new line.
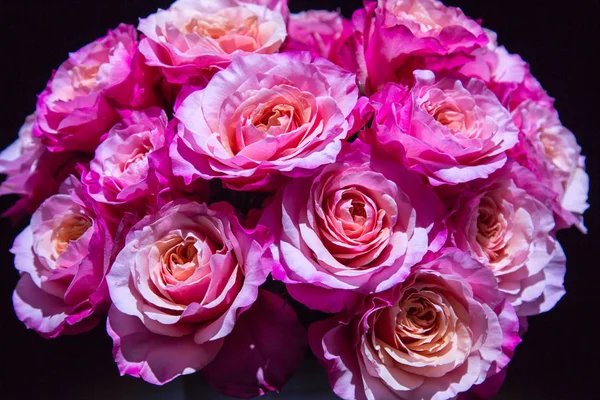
xmin=83 ymin=108 xmax=171 ymax=206
xmin=106 ymin=200 xmax=277 ymax=385
xmin=349 ymin=0 xmax=488 ymax=93
xmin=283 ymin=10 xmax=353 ymax=66
xmin=138 ymin=0 xmax=287 ymax=84
xmin=245 ymin=0 xmax=290 ymax=19
xmin=34 ymin=24 xmax=157 ymax=153
xmin=510 ymin=100 xmax=589 ymax=232
xmin=449 ymin=162 xmax=566 ymax=316
xmin=1 ymin=115 xmax=90 ymax=220
xmin=170 ymin=52 xmax=359 ymax=191
xmin=0 ymin=115 xmax=45 ymax=197
xmin=310 ymin=250 xmax=521 ymax=400
xmin=371 ymin=70 xmax=518 ymax=185
xmin=458 ymin=29 xmax=553 ymax=111
xmin=262 ymin=139 xmax=447 ymax=313
xmin=10 ymin=177 xmax=114 ymax=338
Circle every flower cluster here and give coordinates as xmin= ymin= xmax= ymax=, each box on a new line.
xmin=1 ymin=1 xmax=588 ymax=399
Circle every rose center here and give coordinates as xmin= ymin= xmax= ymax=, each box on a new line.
xmin=476 ymin=196 xmax=508 ymax=260
xmin=253 ymin=104 xmax=298 ymax=133
xmin=52 ymin=214 xmax=92 ymax=257
xmin=349 ymin=201 xmax=367 ymax=220
xmin=388 ymin=1 xmax=443 ymax=33
xmin=540 ymin=132 xmax=572 ymax=173
xmin=163 ymin=238 xmax=200 ymax=282
xmin=70 ymin=64 xmax=101 ymax=91
xmin=122 ymin=144 xmax=153 ymax=173
xmin=401 ymin=297 xmax=437 ymax=332
xmin=184 ymin=14 xmax=259 ymax=40
xmin=424 ymin=100 xmax=467 ymax=133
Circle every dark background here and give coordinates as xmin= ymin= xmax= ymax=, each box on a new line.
xmin=0 ymin=1 xmax=598 ymax=398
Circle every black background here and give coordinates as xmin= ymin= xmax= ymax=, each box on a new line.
xmin=0 ymin=1 xmax=598 ymax=399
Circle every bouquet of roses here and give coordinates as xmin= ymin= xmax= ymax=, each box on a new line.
xmin=0 ymin=0 xmax=589 ymax=399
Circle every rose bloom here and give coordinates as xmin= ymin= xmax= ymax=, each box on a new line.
xmin=0 ymin=114 xmax=75 ymax=218
xmin=170 ymin=52 xmax=359 ymax=191
xmin=106 ymin=200 xmax=275 ymax=384
xmin=449 ymin=162 xmax=566 ymax=316
xmin=371 ymin=70 xmax=518 ymax=186
xmin=458 ymin=29 xmax=554 ymax=111
xmin=348 ymin=0 xmax=488 ymax=93
xmin=262 ymin=139 xmax=447 ymax=313
xmin=283 ymin=10 xmax=353 ymax=66
xmin=35 ymin=24 xmax=157 ymax=153
xmin=0 ymin=115 xmax=45 ymax=197
xmin=310 ymin=250 xmax=521 ymax=400
xmin=83 ymin=108 xmax=171 ymax=206
xmin=138 ymin=0 xmax=287 ymax=84
xmin=0 ymin=115 xmax=84 ymax=219
xmin=10 ymin=178 xmax=114 ymax=338
xmin=511 ymin=100 xmax=589 ymax=231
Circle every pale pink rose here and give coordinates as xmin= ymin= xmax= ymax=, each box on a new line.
xmin=106 ymin=200 xmax=277 ymax=385
xmin=170 ymin=52 xmax=359 ymax=191
xmin=510 ymin=101 xmax=589 ymax=232
xmin=138 ymin=0 xmax=287 ymax=84
xmin=449 ymin=162 xmax=566 ymax=316
xmin=348 ymin=0 xmax=488 ymax=93
xmin=83 ymin=108 xmax=170 ymax=205
xmin=262 ymin=139 xmax=447 ymax=313
xmin=310 ymin=250 xmax=521 ymax=400
xmin=35 ymin=24 xmax=157 ymax=153
xmin=283 ymin=10 xmax=353 ymax=66
xmin=10 ymin=177 xmax=114 ymax=338
xmin=371 ymin=70 xmax=518 ymax=185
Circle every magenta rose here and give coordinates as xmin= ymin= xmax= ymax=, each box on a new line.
xmin=310 ymin=250 xmax=521 ymax=400
xmin=283 ymin=10 xmax=353 ymax=66
xmin=10 ymin=177 xmax=114 ymax=338
xmin=449 ymin=161 xmax=566 ymax=316
xmin=34 ymin=24 xmax=157 ymax=153
xmin=170 ymin=52 xmax=359 ymax=191
xmin=370 ymin=70 xmax=518 ymax=185
xmin=262 ymin=139 xmax=447 ymax=313
xmin=510 ymin=100 xmax=589 ymax=232
xmin=138 ymin=0 xmax=287 ymax=84
xmin=349 ymin=0 xmax=488 ymax=93
xmin=83 ymin=108 xmax=170 ymax=206
xmin=106 ymin=200 xmax=281 ymax=385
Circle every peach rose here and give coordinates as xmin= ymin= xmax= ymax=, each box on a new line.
xmin=449 ymin=162 xmax=566 ymax=316
xmin=263 ymin=139 xmax=447 ymax=313
xmin=138 ymin=0 xmax=287 ymax=83
xmin=371 ymin=70 xmax=518 ymax=186
xmin=510 ymin=100 xmax=589 ymax=232
xmin=310 ymin=250 xmax=520 ymax=400
xmin=34 ymin=24 xmax=156 ymax=153
xmin=10 ymin=178 xmax=114 ymax=337
xmin=170 ymin=52 xmax=358 ymax=191
xmin=106 ymin=200 xmax=275 ymax=384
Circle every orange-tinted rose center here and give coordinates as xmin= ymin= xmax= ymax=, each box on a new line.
xmin=476 ymin=195 xmax=508 ymax=261
xmin=52 ymin=214 xmax=92 ymax=257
